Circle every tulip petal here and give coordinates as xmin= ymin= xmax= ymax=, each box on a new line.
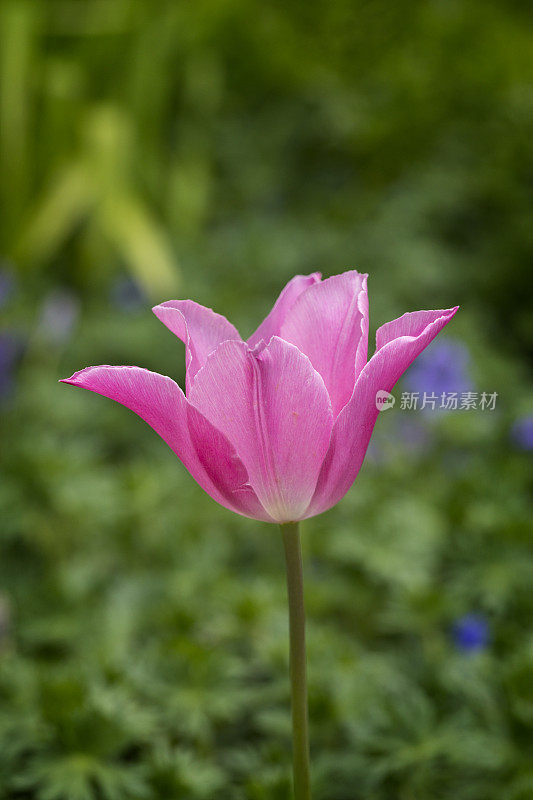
xmin=279 ymin=271 xmax=369 ymax=417
xmin=60 ymin=366 xmax=272 ymax=521
xmin=189 ymin=337 xmax=333 ymax=522
xmin=306 ymin=306 xmax=459 ymax=517
xmin=152 ymin=300 xmax=241 ymax=392
xmin=247 ymin=273 xmax=321 ymax=349
xmin=375 ymin=309 xmax=457 ymax=351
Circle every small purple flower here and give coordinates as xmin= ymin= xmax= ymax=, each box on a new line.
xmin=404 ymin=339 xmax=472 ymax=410
xmin=0 ymin=265 xmax=16 ymax=308
xmin=510 ymin=415 xmax=533 ymax=451
xmin=0 ymin=331 xmax=23 ymax=400
xmin=110 ymin=275 xmax=146 ymax=312
xmin=38 ymin=289 xmax=80 ymax=346
xmin=452 ymin=613 xmax=489 ymax=653
xmin=367 ymin=417 xmax=433 ymax=465
xmin=395 ymin=417 xmax=433 ymax=456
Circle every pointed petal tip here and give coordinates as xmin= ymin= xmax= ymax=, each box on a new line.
xmin=59 ymin=370 xmax=84 ymax=385
xmin=59 ymin=366 xmax=104 ymax=388
xmin=438 ymin=305 xmax=460 ymax=323
xmin=152 ymin=300 xmax=196 ymax=319
xmin=152 ymin=301 xmax=176 ymax=318
xmin=390 ymin=304 xmax=460 ymax=331
xmin=152 ymin=299 xmax=179 ymax=309
xmin=60 ymin=365 xmax=139 ymax=388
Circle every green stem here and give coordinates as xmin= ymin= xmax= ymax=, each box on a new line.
xmin=280 ymin=522 xmax=311 ymax=800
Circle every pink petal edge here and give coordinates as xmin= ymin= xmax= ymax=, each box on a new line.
xmin=279 ymin=270 xmax=369 ymax=417
xmin=152 ymin=300 xmax=241 ymax=393
xmin=305 ymin=306 xmax=459 ymax=517
xmin=247 ymin=272 xmax=321 ymax=349
xmin=60 ymin=366 xmax=272 ymax=521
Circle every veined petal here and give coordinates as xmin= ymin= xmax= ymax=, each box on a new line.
xmin=189 ymin=337 xmax=333 ymax=523
xmin=152 ymin=300 xmax=241 ymax=392
xmin=376 ymin=309 xmax=456 ymax=351
xmin=60 ymin=366 xmax=271 ymax=521
xmin=279 ymin=271 xmax=369 ymax=417
xmin=247 ymin=273 xmax=321 ymax=349
xmin=306 ymin=306 xmax=459 ymax=517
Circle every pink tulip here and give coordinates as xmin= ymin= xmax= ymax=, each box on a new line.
xmin=61 ymin=269 xmax=458 ymax=799
xmin=61 ymin=271 xmax=457 ymax=524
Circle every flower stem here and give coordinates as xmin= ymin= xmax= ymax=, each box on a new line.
xmin=280 ymin=522 xmax=311 ymax=800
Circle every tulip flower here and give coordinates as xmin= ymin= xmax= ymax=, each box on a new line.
xmin=61 ymin=270 xmax=457 ymax=799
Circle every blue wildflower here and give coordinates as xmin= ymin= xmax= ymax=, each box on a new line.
xmin=404 ymin=339 xmax=472 ymax=411
xmin=510 ymin=415 xmax=533 ymax=451
xmin=395 ymin=417 xmax=432 ymax=455
xmin=110 ymin=275 xmax=146 ymax=312
xmin=38 ymin=289 xmax=80 ymax=346
xmin=0 ymin=331 xmax=23 ymax=400
xmin=0 ymin=265 xmax=16 ymax=308
xmin=452 ymin=613 xmax=489 ymax=653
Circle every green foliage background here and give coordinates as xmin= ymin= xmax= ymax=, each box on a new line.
xmin=1 ymin=1 xmax=532 ymax=798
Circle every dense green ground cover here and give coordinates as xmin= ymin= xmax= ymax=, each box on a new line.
xmin=1 ymin=1 xmax=532 ymax=797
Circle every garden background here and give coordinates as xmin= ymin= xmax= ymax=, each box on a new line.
xmin=1 ymin=1 xmax=532 ymax=798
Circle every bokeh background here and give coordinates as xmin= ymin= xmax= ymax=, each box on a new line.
xmin=1 ymin=1 xmax=533 ymax=798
